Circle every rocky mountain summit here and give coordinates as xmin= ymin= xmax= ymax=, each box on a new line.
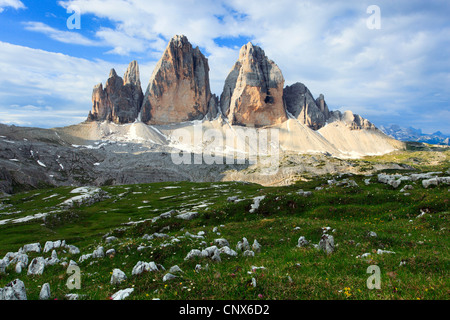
xmin=284 ymin=83 xmax=375 ymax=131
xmin=88 ymin=61 xmax=143 ymax=124
xmin=140 ymin=35 xmax=214 ymax=124
xmin=220 ymin=42 xmax=287 ymax=127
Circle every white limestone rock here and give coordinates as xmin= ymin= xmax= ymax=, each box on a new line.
xmin=111 ymin=288 xmax=134 ymax=300
xmin=252 ymin=239 xmax=261 ymax=253
xmin=0 ymin=279 xmax=27 ymax=300
xmin=22 ymin=243 xmax=41 ymax=253
xmin=184 ymin=249 xmax=202 ymax=260
xmin=110 ymin=268 xmax=127 ymax=285
xmin=39 ymin=283 xmax=51 ymax=300
xmin=297 ymin=236 xmax=309 ymax=247
xmin=162 ymin=273 xmax=177 ymax=282
xmin=27 ymin=257 xmax=46 ymax=275
xmin=318 ymin=234 xmax=335 ymax=255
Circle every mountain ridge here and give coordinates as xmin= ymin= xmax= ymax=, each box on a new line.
xmin=380 ymin=124 xmax=450 ymax=146
xmin=86 ymin=35 xmax=377 ymax=134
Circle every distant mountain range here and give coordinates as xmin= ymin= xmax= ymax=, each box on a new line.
xmin=379 ymin=125 xmax=450 ymax=145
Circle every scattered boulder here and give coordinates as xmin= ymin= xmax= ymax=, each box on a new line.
xmin=43 ymin=240 xmax=63 ymax=253
xmin=211 ymin=249 xmax=221 ymax=262
xmin=0 ymin=279 xmax=27 ymax=300
xmin=132 ymin=261 xmax=159 ymax=276
xmin=176 ymin=212 xmax=198 ymax=221
xmin=66 ymin=245 xmax=80 ymax=255
xmin=65 ymin=294 xmax=79 ymax=300
xmin=184 ymin=249 xmax=202 ymax=260
xmin=252 ymin=240 xmax=261 ymax=253
xmin=105 ymin=236 xmax=118 ymax=244
xmin=377 ymin=249 xmax=395 ymax=255
xmin=249 ymin=196 xmax=265 ymax=213
xmin=110 ymin=269 xmax=127 ymax=285
xmin=297 ymin=190 xmax=313 ymax=197
xmin=0 ymin=259 xmax=6 ymax=274
xmin=79 ymin=253 xmax=93 ymax=263
xmin=297 ymin=236 xmax=309 ymax=247
xmin=422 ymin=176 xmax=450 ymax=188
xmin=243 ymin=250 xmax=255 ymax=257
xmin=201 ymin=246 xmax=218 ymax=258
xmin=39 ymin=283 xmax=51 ymax=300
xmin=15 ymin=262 xmax=26 ymax=274
xmin=45 ymin=250 xmax=60 ymax=266
xmin=318 ymin=234 xmax=335 ymax=255
xmin=69 ymin=260 xmax=78 ymax=267
xmin=168 ymin=265 xmax=183 ymax=274
xmin=111 ymin=288 xmax=134 ymax=300
xmin=242 ymin=238 xmax=251 ymax=251
xmin=400 ymin=185 xmax=413 ymax=193
xmin=162 ymin=273 xmax=177 ymax=282
xmin=218 ymin=246 xmax=238 ymax=257
xmin=27 ymin=257 xmax=45 ymax=275
xmin=214 ymin=238 xmax=230 ymax=248
xmin=22 ymin=243 xmax=41 ymax=253
xmin=92 ymin=246 xmax=105 ymax=259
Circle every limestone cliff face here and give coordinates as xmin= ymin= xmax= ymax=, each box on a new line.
xmin=140 ymin=35 xmax=212 ymax=124
xmin=284 ymin=82 xmax=328 ymax=130
xmin=284 ymin=82 xmax=374 ymax=131
xmin=220 ymin=42 xmax=287 ymax=127
xmin=88 ymin=61 xmax=143 ymax=124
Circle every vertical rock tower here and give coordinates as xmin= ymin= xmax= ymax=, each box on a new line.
xmin=140 ymin=35 xmax=212 ymax=124
xmin=88 ymin=60 xmax=143 ymax=124
xmin=220 ymin=42 xmax=288 ymax=127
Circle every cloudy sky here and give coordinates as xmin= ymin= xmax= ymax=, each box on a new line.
xmin=0 ymin=0 xmax=449 ymax=134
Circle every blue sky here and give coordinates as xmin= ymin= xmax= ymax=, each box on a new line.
xmin=0 ymin=0 xmax=449 ymax=134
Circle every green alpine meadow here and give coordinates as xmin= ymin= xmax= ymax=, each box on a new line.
xmin=1 ymin=146 xmax=448 ymax=301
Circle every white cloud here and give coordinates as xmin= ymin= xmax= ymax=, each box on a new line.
xmin=0 ymin=0 xmax=25 ymax=12
xmin=23 ymin=22 xmax=100 ymax=46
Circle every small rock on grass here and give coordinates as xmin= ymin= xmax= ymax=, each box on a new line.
xmin=39 ymin=283 xmax=51 ymax=300
xmin=110 ymin=269 xmax=127 ymax=285
xmin=163 ymin=273 xmax=177 ymax=282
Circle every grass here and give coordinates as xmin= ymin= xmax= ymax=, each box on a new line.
xmin=0 ymin=168 xmax=449 ymax=300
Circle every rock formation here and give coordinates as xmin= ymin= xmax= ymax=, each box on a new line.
xmin=87 ymin=61 xmax=143 ymax=124
xmin=327 ymin=110 xmax=376 ymax=130
xmin=140 ymin=35 xmax=212 ymax=124
xmin=284 ymin=82 xmax=328 ymax=130
xmin=284 ymin=82 xmax=374 ymax=130
xmin=84 ymin=36 xmax=376 ymax=132
xmin=220 ymin=42 xmax=287 ymax=127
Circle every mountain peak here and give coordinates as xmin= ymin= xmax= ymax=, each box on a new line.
xmin=220 ymin=42 xmax=287 ymax=127
xmin=140 ymin=34 xmax=212 ymax=124
xmin=123 ymin=60 xmax=141 ymax=87
xmin=109 ymin=68 xmax=118 ymax=78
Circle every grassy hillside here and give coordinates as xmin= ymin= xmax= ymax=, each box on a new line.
xmin=0 ymin=166 xmax=448 ymax=300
